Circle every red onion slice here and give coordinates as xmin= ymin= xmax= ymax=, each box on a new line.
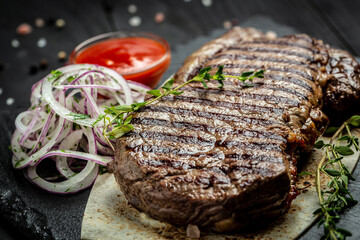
xmin=11 ymin=64 xmax=148 ymax=194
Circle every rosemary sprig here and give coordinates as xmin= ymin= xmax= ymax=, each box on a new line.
xmin=313 ymin=115 xmax=360 ymax=240
xmin=94 ymin=65 xmax=264 ymax=151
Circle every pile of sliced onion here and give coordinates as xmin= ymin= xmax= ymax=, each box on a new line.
xmin=11 ymin=64 xmax=150 ymax=194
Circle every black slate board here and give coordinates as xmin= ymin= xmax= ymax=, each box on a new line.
xmin=1 ymin=15 xmax=360 ymax=240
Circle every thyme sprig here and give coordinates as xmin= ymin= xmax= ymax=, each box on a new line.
xmin=313 ymin=115 xmax=360 ymax=240
xmin=94 ymin=65 xmax=264 ymax=151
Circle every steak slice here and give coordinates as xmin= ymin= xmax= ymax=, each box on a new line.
xmin=111 ymin=27 xmax=360 ymax=232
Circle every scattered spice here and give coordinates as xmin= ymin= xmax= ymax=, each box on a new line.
xmin=57 ymin=51 xmax=67 ymax=61
xmin=231 ymin=18 xmax=239 ymax=26
xmin=16 ymin=23 xmax=33 ymax=35
xmin=201 ymin=0 xmax=212 ymax=7
xmin=11 ymin=39 xmax=20 ymax=48
xmin=154 ymin=12 xmax=165 ymax=24
xmin=35 ymin=18 xmax=45 ymax=28
xmin=128 ymin=16 xmax=141 ymax=27
xmin=39 ymin=58 xmax=48 ymax=70
xmin=127 ymin=4 xmax=138 ymax=14
xmin=223 ymin=20 xmax=232 ymax=29
xmin=266 ymin=31 xmax=277 ymax=39
xmin=37 ymin=37 xmax=47 ymax=48
xmin=55 ymin=18 xmax=66 ymax=29
xmin=186 ymin=224 xmax=200 ymax=239
xmin=6 ymin=98 xmax=15 ymax=106
xmin=29 ymin=64 xmax=39 ymax=75
xmin=47 ymin=17 xmax=56 ymax=26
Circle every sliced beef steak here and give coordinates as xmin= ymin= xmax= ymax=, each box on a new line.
xmin=111 ymin=27 xmax=360 ymax=232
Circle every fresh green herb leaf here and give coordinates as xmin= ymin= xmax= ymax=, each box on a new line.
xmin=92 ymin=114 xmax=105 ymax=126
xmin=336 ymin=228 xmax=352 ymax=237
xmin=338 ymin=136 xmax=351 ymax=141
xmin=313 ymin=208 xmax=323 ymax=215
xmin=199 ymin=66 xmax=211 ymax=75
xmin=14 ymin=161 xmax=21 ymax=168
xmin=66 ymin=112 xmax=91 ymax=120
xmin=213 ymin=65 xmax=225 ymax=88
xmin=67 ymin=75 xmax=76 ymax=83
xmin=201 ymin=79 xmax=208 ymax=89
xmin=123 ymin=115 xmax=132 ymax=125
xmin=146 ymin=89 xmax=162 ymax=97
xmin=314 ymin=140 xmax=325 ymax=149
xmin=324 ymin=169 xmax=341 ymax=177
xmin=254 ymin=69 xmax=265 ymax=78
xmin=113 ymin=105 xmax=133 ymax=112
xmin=324 ymin=126 xmax=339 ymax=136
xmin=340 ymin=175 xmax=349 ymax=186
xmin=335 ymin=146 xmax=354 ymax=156
xmin=48 ymin=70 xmax=62 ymax=81
xmin=108 ymin=124 xmax=134 ymax=138
xmin=161 ymin=78 xmax=174 ymax=92
xmin=240 ymin=71 xmax=254 ymax=77
xmin=349 ymin=115 xmax=360 ymax=127
xmin=223 ymin=69 xmax=264 ymax=87
xmin=171 ymin=90 xmax=184 ymax=95
xmin=131 ymin=102 xmax=147 ymax=111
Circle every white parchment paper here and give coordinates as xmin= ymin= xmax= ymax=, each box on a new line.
xmin=81 ymin=129 xmax=360 ymax=240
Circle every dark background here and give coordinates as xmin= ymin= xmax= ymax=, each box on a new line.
xmin=1 ymin=0 xmax=360 ymax=239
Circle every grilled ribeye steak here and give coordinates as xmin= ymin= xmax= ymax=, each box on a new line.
xmin=111 ymin=27 xmax=360 ymax=231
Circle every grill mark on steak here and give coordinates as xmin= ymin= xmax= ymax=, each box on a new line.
xmin=223 ymin=71 xmax=314 ymax=92
xmin=213 ymin=53 xmax=307 ymax=66
xmin=223 ymin=80 xmax=312 ymax=100
xmin=126 ymin=131 xmax=284 ymax=152
xmin=227 ymin=46 xmax=312 ymax=61
xmin=127 ymin=142 xmax=283 ymax=155
xmin=127 ymin=131 xmax=214 ymax=146
xmin=241 ymin=39 xmax=314 ymax=52
xmin=206 ymin=57 xmax=318 ymax=74
xmin=228 ymin=165 xmax=278 ymax=177
xmin=219 ymin=141 xmax=283 ymax=151
xmin=265 ymin=74 xmax=314 ymax=92
xmin=225 ymin=153 xmax=282 ymax=162
xmin=208 ymin=63 xmax=314 ymax=81
xmin=218 ymin=49 xmax=310 ymax=65
xmin=266 ymin=86 xmax=309 ymax=100
xmin=131 ymin=118 xmax=286 ymax=141
xmin=139 ymin=106 xmax=277 ymax=125
xmin=186 ymin=81 xmax=309 ymax=100
xmin=130 ymin=151 xmax=284 ymax=166
xmin=179 ymin=86 xmax=301 ymax=106
xmin=161 ymin=95 xmax=285 ymax=114
xmin=139 ymin=158 xmax=280 ymax=179
xmin=127 ymin=145 xmax=284 ymax=164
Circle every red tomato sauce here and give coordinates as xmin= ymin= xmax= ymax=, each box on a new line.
xmin=74 ymin=37 xmax=170 ymax=88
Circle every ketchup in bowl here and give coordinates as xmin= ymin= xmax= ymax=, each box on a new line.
xmin=69 ymin=32 xmax=171 ymax=88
